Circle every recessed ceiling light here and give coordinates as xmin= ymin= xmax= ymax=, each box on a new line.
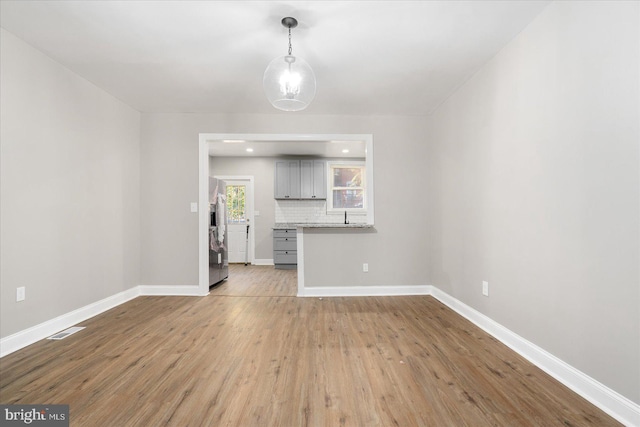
xmin=342 ymin=149 xmax=350 ymax=153
xmin=246 ymin=148 xmax=254 ymax=152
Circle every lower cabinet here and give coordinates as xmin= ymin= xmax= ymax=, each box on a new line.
xmin=273 ymin=229 xmax=297 ymax=269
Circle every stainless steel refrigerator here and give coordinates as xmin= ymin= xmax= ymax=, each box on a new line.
xmin=209 ymin=177 xmax=229 ymax=286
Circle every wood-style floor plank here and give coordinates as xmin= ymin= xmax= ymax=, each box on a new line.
xmin=0 ymin=265 xmax=621 ymax=426
xmin=209 ymin=264 xmax=297 ymax=297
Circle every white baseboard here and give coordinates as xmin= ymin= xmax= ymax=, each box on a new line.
xmin=1 ymin=284 xmax=205 ymax=357
xmin=429 ymin=286 xmax=640 ymax=427
xmin=299 ymin=285 xmax=431 ymax=297
xmin=0 ymin=287 xmax=140 ymax=358
xmin=252 ymin=259 xmax=274 ymax=266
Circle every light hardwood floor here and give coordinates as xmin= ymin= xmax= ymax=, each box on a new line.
xmin=0 ymin=265 xmax=620 ymax=426
xmin=209 ymin=264 xmax=298 ymax=297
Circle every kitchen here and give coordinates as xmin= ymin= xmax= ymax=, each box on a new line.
xmin=205 ymin=134 xmax=375 ymax=292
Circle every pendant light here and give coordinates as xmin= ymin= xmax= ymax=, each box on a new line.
xmin=263 ymin=17 xmax=316 ymax=111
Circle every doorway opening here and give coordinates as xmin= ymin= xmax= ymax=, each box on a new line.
xmin=215 ymin=177 xmax=254 ymax=265
xmin=198 ymin=133 xmax=375 ymax=297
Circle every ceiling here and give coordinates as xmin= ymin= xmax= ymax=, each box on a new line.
xmin=0 ymin=1 xmax=550 ymax=116
xmin=208 ymin=139 xmax=366 ymax=158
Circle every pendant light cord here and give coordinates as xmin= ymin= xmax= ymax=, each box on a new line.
xmin=288 ymin=27 xmax=293 ymax=55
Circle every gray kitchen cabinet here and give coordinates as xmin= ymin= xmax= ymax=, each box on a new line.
xmin=300 ymin=160 xmax=326 ymax=199
xmin=274 ymin=161 xmax=301 ymax=199
xmin=273 ymin=229 xmax=297 ymax=269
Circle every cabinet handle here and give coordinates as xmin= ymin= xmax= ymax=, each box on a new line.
xmin=285 ymin=238 xmax=288 ymax=241
xmin=285 ymin=251 xmax=288 ymax=254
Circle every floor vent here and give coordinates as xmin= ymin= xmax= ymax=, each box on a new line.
xmin=47 ymin=326 xmax=85 ymax=340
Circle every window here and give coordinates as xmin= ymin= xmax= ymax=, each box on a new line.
xmin=226 ymin=185 xmax=246 ymax=223
xmin=327 ymin=161 xmax=366 ymax=213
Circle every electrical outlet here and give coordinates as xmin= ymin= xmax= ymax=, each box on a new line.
xmin=16 ymin=287 xmax=25 ymax=302
xmin=190 ymin=202 xmax=198 ymax=213
xmin=482 ymin=281 xmax=489 ymax=297
xmin=363 ymin=263 xmax=369 ymax=273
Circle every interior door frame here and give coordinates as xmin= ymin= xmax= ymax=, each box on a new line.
xmin=214 ymin=176 xmax=255 ymax=266
xmin=198 ymin=133 xmax=374 ymax=296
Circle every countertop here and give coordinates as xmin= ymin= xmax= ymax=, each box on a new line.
xmin=273 ymin=222 xmax=374 ymax=229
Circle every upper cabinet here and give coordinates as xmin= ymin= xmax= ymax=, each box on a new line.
xmin=300 ymin=160 xmax=326 ymax=200
xmin=275 ymin=159 xmax=326 ymax=200
xmin=274 ymin=160 xmax=301 ymax=199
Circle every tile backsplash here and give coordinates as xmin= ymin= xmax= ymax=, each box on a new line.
xmin=275 ymin=200 xmax=366 ymax=224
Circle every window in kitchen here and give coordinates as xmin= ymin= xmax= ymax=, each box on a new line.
xmin=327 ymin=161 xmax=366 ymax=213
xmin=226 ymin=185 xmax=246 ymax=223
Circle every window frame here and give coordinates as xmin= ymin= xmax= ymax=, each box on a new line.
xmin=326 ymin=160 xmax=367 ymax=214
xmin=226 ymin=184 xmax=247 ymax=224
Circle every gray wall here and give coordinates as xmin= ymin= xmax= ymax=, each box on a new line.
xmin=0 ymin=29 xmax=141 ymax=337
xmin=140 ymin=114 xmax=430 ymax=288
xmin=209 ymin=156 xmax=276 ymax=261
xmin=302 ymin=117 xmax=430 ymax=287
xmin=425 ymin=1 xmax=639 ymax=403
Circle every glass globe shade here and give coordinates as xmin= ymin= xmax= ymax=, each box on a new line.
xmin=263 ymin=55 xmax=316 ymax=111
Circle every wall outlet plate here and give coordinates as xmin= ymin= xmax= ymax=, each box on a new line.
xmin=190 ymin=202 xmax=198 ymax=213
xmin=363 ymin=263 xmax=369 ymax=272
xmin=482 ymin=281 xmax=489 ymax=296
xmin=16 ymin=286 xmax=25 ymax=302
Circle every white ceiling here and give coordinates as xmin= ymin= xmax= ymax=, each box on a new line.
xmin=208 ymin=139 xmax=366 ymax=158
xmin=0 ymin=1 xmax=550 ymax=116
